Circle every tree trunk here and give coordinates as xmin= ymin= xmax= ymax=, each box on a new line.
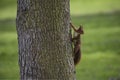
xmin=16 ymin=0 xmax=76 ymax=80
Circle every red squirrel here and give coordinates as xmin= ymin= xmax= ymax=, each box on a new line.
xmin=70 ymin=23 xmax=84 ymax=66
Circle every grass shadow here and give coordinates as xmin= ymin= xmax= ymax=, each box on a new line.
xmin=0 ymin=18 xmax=16 ymax=32
xmin=71 ymin=10 xmax=120 ymax=28
xmin=0 ymin=0 xmax=16 ymax=9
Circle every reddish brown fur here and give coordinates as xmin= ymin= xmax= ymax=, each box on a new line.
xmin=70 ymin=23 xmax=84 ymax=66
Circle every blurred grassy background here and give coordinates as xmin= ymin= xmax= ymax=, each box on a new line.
xmin=0 ymin=0 xmax=120 ymax=80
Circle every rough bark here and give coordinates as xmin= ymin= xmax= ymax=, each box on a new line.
xmin=16 ymin=0 xmax=76 ymax=80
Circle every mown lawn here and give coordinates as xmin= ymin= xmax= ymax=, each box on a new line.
xmin=0 ymin=0 xmax=120 ymax=80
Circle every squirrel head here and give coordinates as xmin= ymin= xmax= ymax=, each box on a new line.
xmin=77 ymin=25 xmax=84 ymax=34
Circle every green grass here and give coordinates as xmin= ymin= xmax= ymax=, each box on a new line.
xmin=70 ymin=0 xmax=120 ymax=15
xmin=76 ymin=53 xmax=120 ymax=80
xmin=0 ymin=32 xmax=19 ymax=79
xmin=0 ymin=0 xmax=120 ymax=80
xmin=0 ymin=0 xmax=16 ymax=19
